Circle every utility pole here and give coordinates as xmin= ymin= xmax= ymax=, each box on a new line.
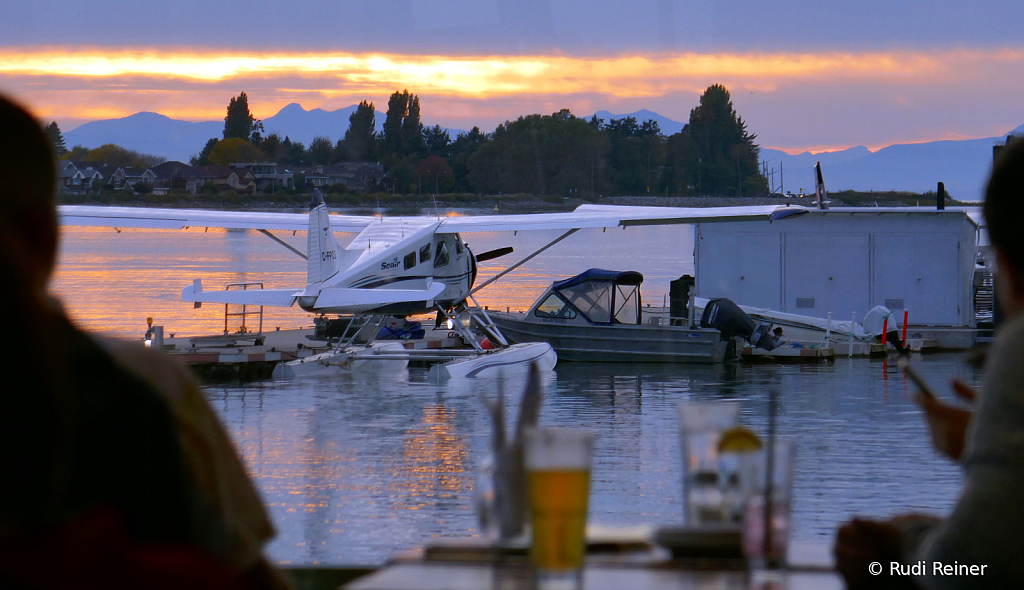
xmin=697 ymin=158 xmax=702 ymax=197
xmin=780 ymin=162 xmax=784 ymax=195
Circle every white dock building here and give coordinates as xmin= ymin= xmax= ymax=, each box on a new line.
xmin=694 ymin=207 xmax=981 ymax=348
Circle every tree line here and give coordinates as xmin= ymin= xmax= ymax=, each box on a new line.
xmin=47 ymin=84 xmax=768 ymax=197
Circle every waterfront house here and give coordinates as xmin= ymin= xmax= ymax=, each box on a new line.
xmin=109 ymin=166 xmax=154 ymax=192
xmin=56 ymin=160 xmax=111 ymax=195
xmin=228 ymin=162 xmax=293 ymax=192
xmin=148 ymin=161 xmax=213 ymax=195
xmin=303 ymin=162 xmax=384 ymax=193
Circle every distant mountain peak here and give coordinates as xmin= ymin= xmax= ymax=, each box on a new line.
xmin=276 ymin=103 xmax=307 ymax=114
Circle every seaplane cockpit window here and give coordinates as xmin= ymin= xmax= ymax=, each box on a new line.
xmin=419 ymin=243 xmax=431 ymax=264
xmin=434 ymin=241 xmax=450 ymax=268
xmin=534 ymin=294 xmax=577 ymax=319
xmin=403 ymin=251 xmax=417 ymax=270
xmin=559 ymin=281 xmax=612 ymax=324
xmin=455 ymin=239 xmax=464 ymax=255
xmin=614 ymin=284 xmax=640 ymax=324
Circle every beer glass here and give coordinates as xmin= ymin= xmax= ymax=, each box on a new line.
xmin=524 ymin=427 xmax=594 ymax=589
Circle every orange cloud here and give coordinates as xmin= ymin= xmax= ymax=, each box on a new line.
xmin=3 ymin=46 xmax=1020 ymax=102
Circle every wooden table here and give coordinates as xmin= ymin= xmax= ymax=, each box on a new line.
xmin=344 ymin=541 xmax=844 ymax=590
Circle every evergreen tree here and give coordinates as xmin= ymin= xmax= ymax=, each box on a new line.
xmin=382 ymin=90 xmax=409 ymax=156
xmin=382 ymin=90 xmax=425 ymax=157
xmin=685 ymin=84 xmax=764 ymax=196
xmin=308 ymin=136 xmax=333 ymax=165
xmin=223 ymin=91 xmax=262 ymax=142
xmin=402 ymin=94 xmax=425 ymax=155
xmin=44 ymin=121 xmax=67 ymax=156
xmin=260 ymin=133 xmax=283 ymax=162
xmin=449 ymin=127 xmax=488 ymax=192
xmin=191 ymin=138 xmax=220 ymax=166
xmin=340 ymin=100 xmax=376 ymax=161
xmin=280 ymin=136 xmax=308 ymax=166
xmin=424 ymin=125 xmax=451 ymax=157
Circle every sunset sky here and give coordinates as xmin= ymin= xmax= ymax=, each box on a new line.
xmin=2 ymin=0 xmax=1022 ymax=153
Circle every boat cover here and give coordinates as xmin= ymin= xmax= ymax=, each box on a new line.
xmin=552 ymin=269 xmax=643 ymax=291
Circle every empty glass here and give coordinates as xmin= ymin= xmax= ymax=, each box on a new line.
xmin=678 ymin=402 xmax=740 ymax=525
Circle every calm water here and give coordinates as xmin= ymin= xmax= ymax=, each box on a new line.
xmin=51 ymin=220 xmax=974 ymax=566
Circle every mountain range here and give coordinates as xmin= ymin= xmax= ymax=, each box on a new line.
xmin=64 ymin=105 xmax=1021 ymax=201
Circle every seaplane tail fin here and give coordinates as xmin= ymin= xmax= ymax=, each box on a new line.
xmin=182 ymin=279 xmax=299 ymax=307
xmin=306 ymin=189 xmax=356 ymax=284
xmin=814 ymin=162 xmax=829 ymax=210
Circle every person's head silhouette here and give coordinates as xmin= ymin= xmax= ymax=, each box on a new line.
xmin=0 ymin=94 xmax=58 ymax=300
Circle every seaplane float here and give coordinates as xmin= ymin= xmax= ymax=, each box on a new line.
xmin=59 ymin=193 xmax=808 ymax=379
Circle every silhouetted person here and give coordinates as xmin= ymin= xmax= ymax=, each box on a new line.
xmin=835 ymin=138 xmax=1024 ymax=588
xmin=0 ymin=95 xmax=290 ymax=589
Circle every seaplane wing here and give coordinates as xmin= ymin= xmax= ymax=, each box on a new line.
xmin=58 ymin=205 xmax=378 ymax=233
xmin=312 ymin=283 xmax=446 ymax=309
xmin=437 ymin=203 xmax=807 ymax=233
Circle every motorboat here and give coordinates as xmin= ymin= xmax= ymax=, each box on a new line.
xmin=489 ymin=269 xmax=739 ymax=363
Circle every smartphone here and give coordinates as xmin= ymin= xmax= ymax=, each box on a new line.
xmin=897 ymin=358 xmax=936 ymax=399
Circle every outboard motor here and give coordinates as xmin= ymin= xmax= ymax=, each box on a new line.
xmin=701 ymin=298 xmax=778 ymax=353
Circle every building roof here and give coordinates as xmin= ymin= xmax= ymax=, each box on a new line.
xmin=148 ymin=161 xmax=213 ymax=179
xmin=198 ymin=164 xmax=234 ymax=178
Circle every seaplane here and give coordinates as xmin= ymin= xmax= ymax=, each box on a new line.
xmin=59 ymin=192 xmax=808 ymax=379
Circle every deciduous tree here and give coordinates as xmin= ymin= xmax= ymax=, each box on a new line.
xmin=86 ymin=144 xmax=164 ymax=168
xmin=208 ymin=137 xmax=261 ymax=166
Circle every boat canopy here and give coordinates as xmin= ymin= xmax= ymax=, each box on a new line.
xmin=540 ymin=269 xmax=643 ymax=325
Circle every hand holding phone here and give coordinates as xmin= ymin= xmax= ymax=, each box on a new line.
xmin=897 ymin=358 xmax=936 ymax=399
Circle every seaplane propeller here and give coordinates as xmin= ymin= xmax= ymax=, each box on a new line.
xmin=474 ymin=246 xmax=514 ymax=263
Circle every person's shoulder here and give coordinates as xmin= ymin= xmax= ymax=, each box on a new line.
xmin=93 ymin=334 xmax=197 ymax=403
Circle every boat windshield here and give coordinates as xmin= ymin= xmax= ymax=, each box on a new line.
xmin=559 ymin=280 xmax=613 ymax=323
xmin=534 ymin=293 xmax=577 ymax=319
xmin=614 ymin=283 xmax=640 ymax=324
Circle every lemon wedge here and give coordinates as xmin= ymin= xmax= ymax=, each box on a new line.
xmin=718 ymin=426 xmax=762 ymax=452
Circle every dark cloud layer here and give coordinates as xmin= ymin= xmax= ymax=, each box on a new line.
xmin=3 ymin=0 xmax=1022 ymax=53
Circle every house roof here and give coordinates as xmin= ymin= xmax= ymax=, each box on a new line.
xmin=148 ymin=161 xmax=213 ymax=179
xmin=198 ymin=164 xmax=233 ymax=178
xmin=115 ymin=166 xmax=147 ymax=177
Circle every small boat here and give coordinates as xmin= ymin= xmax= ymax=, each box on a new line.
xmin=426 ymin=342 xmax=557 ymax=381
xmin=490 ymin=269 xmax=736 ymax=363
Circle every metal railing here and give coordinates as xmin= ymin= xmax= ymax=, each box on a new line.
xmin=224 ymin=283 xmax=264 ymax=335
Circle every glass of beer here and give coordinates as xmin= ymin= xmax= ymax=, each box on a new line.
xmin=524 ymin=427 xmax=594 ymax=589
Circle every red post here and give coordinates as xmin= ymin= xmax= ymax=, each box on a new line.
xmin=882 ymin=318 xmax=888 ymax=346
xmin=903 ymin=310 xmax=909 ymax=345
